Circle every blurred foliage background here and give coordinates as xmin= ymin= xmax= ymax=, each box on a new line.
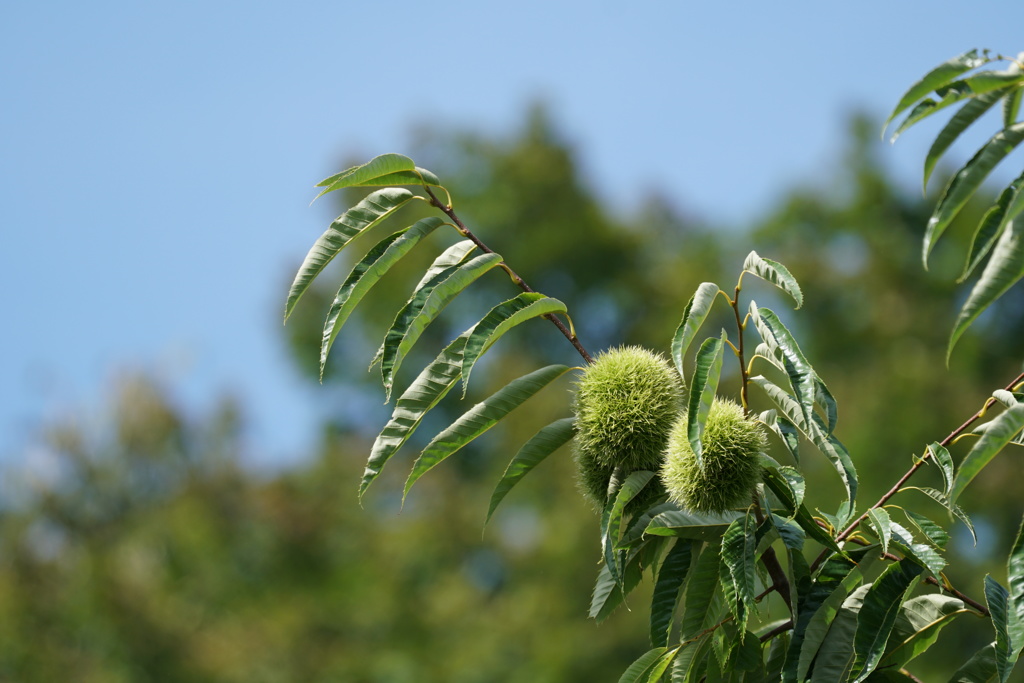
xmin=2 ymin=107 xmax=1023 ymax=681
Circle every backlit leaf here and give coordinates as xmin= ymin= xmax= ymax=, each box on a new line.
xmin=314 ymin=153 xmax=442 ymax=198
xmin=671 ymin=283 xmax=723 ymax=380
xmin=925 ymin=89 xmax=1008 ymax=190
xmin=950 ymin=404 xmax=1024 ymax=503
xmin=884 ymin=50 xmax=991 ymax=133
xmin=883 ymin=594 xmax=968 ymax=670
xmin=686 ymin=332 xmax=726 ymax=466
xmin=742 ymin=251 xmax=803 ymax=308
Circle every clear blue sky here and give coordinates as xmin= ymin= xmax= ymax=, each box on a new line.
xmin=2 ymin=1 xmax=1021 ymax=467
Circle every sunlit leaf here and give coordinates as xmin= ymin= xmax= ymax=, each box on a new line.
xmin=928 ymin=442 xmax=956 ymax=498
xmin=314 ymin=153 xmax=442 ymax=198
xmin=617 ymin=647 xmax=672 ymax=683
xmin=950 ymin=404 xmax=1024 ymax=503
xmin=681 ymin=541 xmax=722 ymax=637
xmin=924 ymin=122 xmax=1024 ymax=267
xmin=686 ymin=332 xmax=726 ymax=466
xmin=604 ymin=471 xmax=657 ymax=584
xmin=720 ymin=514 xmax=757 ymax=632
xmin=985 ymin=575 xmax=1022 ymax=682
xmin=1009 ymin=516 xmax=1024 ymax=633
xmin=462 ymin=293 xmax=568 ymax=396
xmin=320 ymin=217 xmax=444 ymax=378
xmin=590 ymin=546 xmax=648 ymax=622
xmin=757 ymin=409 xmax=801 ymax=464
xmin=485 ymin=417 xmax=574 ymax=525
xmin=403 ymin=364 xmax=571 ymax=500
xmin=851 ymin=559 xmax=924 ymax=682
xmin=903 ymin=486 xmax=977 ymax=546
xmin=1006 ymin=87 xmax=1023 ymax=128
xmin=646 ymin=510 xmax=742 ymax=542
xmin=925 ymin=89 xmax=1008 ymax=190
xmin=756 ymin=308 xmax=816 ymax=427
xmin=868 ymin=508 xmax=893 ymax=555
xmin=285 ymin=187 xmax=416 ymax=321
xmin=671 ymin=282 xmax=723 ymax=380
xmin=903 ymin=509 xmax=950 ymax=550
xmin=742 ymin=251 xmax=803 ymax=308
xmin=651 ymin=540 xmax=696 ymax=647
xmin=882 ymin=594 xmax=968 ymax=670
xmin=884 ymin=49 xmax=991 ymax=133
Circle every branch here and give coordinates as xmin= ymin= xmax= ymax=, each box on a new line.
xmin=424 ymin=186 xmax=594 ymax=365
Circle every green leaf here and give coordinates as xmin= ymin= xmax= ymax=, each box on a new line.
xmin=742 ymin=251 xmax=803 ymax=308
xmin=647 ymin=510 xmax=743 ymax=542
xmin=686 ymin=332 xmax=727 ymax=466
xmin=810 ymin=583 xmax=871 ymax=683
xmin=816 ymin=378 xmax=840 ymax=436
xmin=1006 ymin=87 xmax=1023 ymax=128
xmin=403 ymin=364 xmax=571 ymax=500
xmin=884 ymin=49 xmax=991 ymax=132
xmin=756 ymin=308 xmax=816 ymax=426
xmin=285 ymin=187 xmax=416 ymax=321
xmin=617 ymin=647 xmax=672 ymax=683
xmin=1008 ymin=516 xmax=1024 ymax=632
xmin=903 ymin=509 xmax=951 ymax=550
xmin=672 ymin=283 xmax=723 ymax=380
xmin=903 ymin=486 xmax=977 ymax=545
xmin=928 ymin=442 xmax=956 ymax=498
xmin=757 ymin=409 xmax=801 ymax=464
xmin=868 ymin=508 xmax=892 ymax=555
xmin=314 ymin=153 xmax=441 ymax=198
xmin=950 ymin=404 xmax=1024 ymax=503
xmin=379 ymin=252 xmax=504 ymax=399
xmin=852 ymin=559 xmax=924 ymax=682
xmin=370 ymin=239 xmax=475 ymax=370
xmin=882 ymin=594 xmax=968 ymax=670
xmin=485 ymin=417 xmax=574 ymax=525
xmin=604 ymin=471 xmax=657 ymax=583
xmin=924 ymin=89 xmax=1009 ymax=190
xmin=320 ymin=217 xmax=445 ymax=378
xmin=985 ymin=575 xmax=1022 ymax=682
xmin=761 ymin=465 xmax=842 ymax=555
xmin=948 ymin=642 xmax=999 ymax=683
xmin=682 ymin=541 xmax=722 ymax=637
xmin=720 ymin=514 xmax=757 ymax=632
xmin=622 ymin=502 xmax=677 ymax=548
xmin=959 ymin=172 xmax=1024 ymax=282
xmin=949 ymin=212 xmax=1024 ymax=358
xmin=891 ymin=77 xmax=1018 ymax=143
xmin=462 ymin=293 xmax=568 ymax=396
xmin=591 ymin=538 xmax=666 ymax=622
xmin=651 ymin=540 xmax=696 ymax=647
xmin=360 ymin=332 xmax=469 ymax=497
xmin=924 ymin=122 xmax=1024 ymax=267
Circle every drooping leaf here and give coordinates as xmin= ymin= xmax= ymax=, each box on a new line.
xmin=949 ymin=212 xmax=1024 ymax=358
xmin=810 ymin=583 xmax=871 ymax=682
xmin=903 ymin=486 xmax=977 ymax=546
xmin=851 ymin=559 xmax=924 ymax=682
xmin=925 ymin=89 xmax=1010 ymax=190
xmin=604 ymin=471 xmax=657 ymax=584
xmin=1008 ymin=516 xmax=1024 ymax=633
xmin=903 ymin=509 xmax=951 ymax=550
xmin=948 ymin=642 xmax=999 ymax=682
xmin=617 ymin=647 xmax=673 ymax=683
xmin=884 ymin=49 xmax=991 ymax=133
xmin=462 ymin=293 xmax=568 ymax=396
xmin=285 ymin=187 xmax=416 ymax=320
xmin=379 ymin=252 xmax=504 ymax=399
xmin=928 ymin=442 xmax=956 ymax=498
xmin=320 ymin=217 xmax=444 ymax=378
xmin=671 ymin=283 xmax=723 ymax=380
xmin=403 ymin=364 xmax=571 ymax=500
xmin=742 ymin=251 xmax=803 ymax=308
xmin=985 ymin=575 xmax=1022 ymax=682
xmin=815 ymin=378 xmax=840 ymax=435
xmin=651 ymin=540 xmax=696 ymax=647
xmin=950 ymin=404 xmax=1024 ymax=503
xmin=891 ymin=534 xmax=947 ymax=579
xmin=686 ymin=332 xmax=726 ymax=466
xmin=720 ymin=514 xmax=757 ymax=632
xmin=958 ymin=171 xmax=1024 ymax=282
xmin=891 ymin=76 xmax=1020 ymax=143
xmin=882 ymin=594 xmax=968 ymax=670
xmin=924 ymin=122 xmax=1024 ymax=266
xmin=360 ymin=332 xmax=469 ymax=497
xmin=646 ymin=510 xmax=743 ymax=542
xmin=761 ymin=464 xmax=842 ymax=555
xmin=621 ymin=502 xmax=678 ymax=548
xmin=757 ymin=409 xmax=801 ymax=464
xmin=314 ymin=153 xmax=442 ymax=198
xmin=681 ymin=541 xmax=723 ymax=637
xmin=868 ymin=508 xmax=893 ymax=555
xmin=485 ymin=417 xmax=575 ymax=525
xmin=1006 ymin=87 xmax=1023 ymax=128
xmin=756 ymin=308 xmax=816 ymax=426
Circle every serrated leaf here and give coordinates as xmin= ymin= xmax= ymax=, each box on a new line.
xmin=672 ymin=283 xmax=723 ymax=381
xmin=462 ymin=293 xmax=568 ymax=396
xmin=985 ymin=575 xmax=1022 ymax=682
xmin=884 ymin=50 xmax=991 ymax=133
xmin=868 ymin=508 xmax=893 ymax=555
xmin=950 ymin=404 xmax=1024 ymax=503
xmin=810 ymin=583 xmax=872 ymax=682
xmin=1006 ymin=87 xmax=1023 ymax=128
xmin=285 ymin=187 xmax=416 ymax=320
xmin=892 ymin=74 xmax=1022 ymax=143
xmin=925 ymin=89 xmax=1009 ymax=190
xmin=403 ymin=364 xmax=570 ymax=500
xmin=622 ymin=502 xmax=678 ymax=548
xmin=314 ymin=153 xmax=441 ymax=198
xmin=720 ymin=515 xmax=757 ymax=632
xmin=1009 ymin=516 xmax=1024 ymax=632
xmin=882 ymin=594 xmax=968 ymax=670
xmin=852 ymin=560 xmax=924 ymax=682
xmin=360 ymin=332 xmax=469 ymax=497
xmin=617 ymin=647 xmax=672 ymax=683
xmin=756 ymin=308 xmax=816 ymax=425
xmin=590 ymin=540 xmax=655 ymax=622
xmin=925 ymin=122 xmax=1024 ymax=267
xmin=604 ymin=471 xmax=657 ymax=583
xmin=928 ymin=442 xmax=956 ymax=498
xmin=686 ymin=332 xmax=726 ymax=466
xmin=948 ymin=642 xmax=999 ymax=682
xmin=682 ymin=541 xmax=722 ymax=637
xmin=815 ymin=378 xmax=840 ymax=435
xmin=761 ymin=465 xmax=842 ymax=556
xmin=743 ymin=251 xmax=804 ymax=308
xmin=320 ymin=217 xmax=444 ymax=378
xmin=646 ymin=510 xmax=743 ymax=541
xmin=651 ymin=540 xmax=696 ymax=647
xmin=758 ymin=409 xmax=801 ymax=464
xmin=485 ymin=417 xmax=574 ymax=525
xmin=904 ymin=486 xmax=977 ymax=545
xmin=379 ymin=252 xmax=504 ymax=399
xmin=903 ymin=509 xmax=951 ymax=550
xmin=959 ymin=172 xmax=1024 ymax=283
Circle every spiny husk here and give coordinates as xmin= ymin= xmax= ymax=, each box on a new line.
xmin=661 ymin=398 xmax=766 ymax=513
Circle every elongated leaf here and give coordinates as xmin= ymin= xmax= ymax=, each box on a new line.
xmin=380 ymin=252 xmax=504 ymax=399
xmin=892 ymin=535 xmax=947 ymax=579
xmin=604 ymin=471 xmax=657 ymax=583
xmin=892 ymin=74 xmax=1023 ymax=143
xmin=647 ymin=510 xmax=743 ymax=541
xmin=1006 ymin=87 xmax=1023 ymax=128
xmin=403 ymin=364 xmax=571 ymax=499
xmin=904 ymin=509 xmax=951 ymax=549
xmin=761 ymin=464 xmax=843 ymax=555
xmin=883 ymin=594 xmax=968 ymax=670
xmin=758 ymin=409 xmax=801 ymax=463
xmin=590 ymin=543 xmax=651 ymax=622
xmin=618 ymin=647 xmax=671 ymax=683
xmin=1009 ymin=516 xmax=1024 ymax=631
xmin=672 ymin=283 xmax=723 ymax=379
xmin=314 ymin=153 xmax=441 ymax=198
xmin=928 ymin=442 xmax=956 ymax=498
xmin=360 ymin=332 xmax=469 ymax=497
xmin=852 ymin=560 xmax=924 ymax=682
xmin=868 ymin=508 xmax=893 ymax=555
xmin=757 ymin=308 xmax=816 ymax=424
xmin=285 ymin=188 xmax=416 ymax=320
xmin=686 ymin=332 xmax=726 ymax=466
xmin=959 ymin=172 xmax=1024 ymax=282
xmin=720 ymin=514 xmax=757 ymax=632
xmin=884 ymin=49 xmax=991 ymax=132
xmin=950 ymin=214 xmax=1024 ymax=357
xmin=925 ymin=89 xmax=1010 ymax=190
xmin=485 ymin=417 xmax=574 ymax=525
xmin=651 ymin=540 xmax=696 ymax=647
xmin=370 ymin=239 xmax=476 ymax=370
xmin=985 ymin=576 xmax=1021 ymax=682
xmin=462 ymin=293 xmax=568 ymax=395
xmin=742 ymin=251 xmax=803 ymax=308
xmin=948 ymin=642 xmax=999 ymax=682
xmin=682 ymin=541 xmax=722 ymax=637
xmin=320 ymin=217 xmax=444 ymax=377
xmin=816 ymin=378 xmax=839 ymax=436
xmin=810 ymin=584 xmax=871 ymax=682
xmin=903 ymin=486 xmax=977 ymax=545
xmin=950 ymin=404 xmax=1024 ymax=503
xmin=925 ymin=122 xmax=1024 ymax=266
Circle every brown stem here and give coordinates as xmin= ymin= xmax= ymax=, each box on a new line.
xmin=752 ymin=499 xmax=794 ymax=612
xmin=759 ymin=619 xmax=793 ymax=642
xmin=425 ymin=187 xmax=594 ymax=365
